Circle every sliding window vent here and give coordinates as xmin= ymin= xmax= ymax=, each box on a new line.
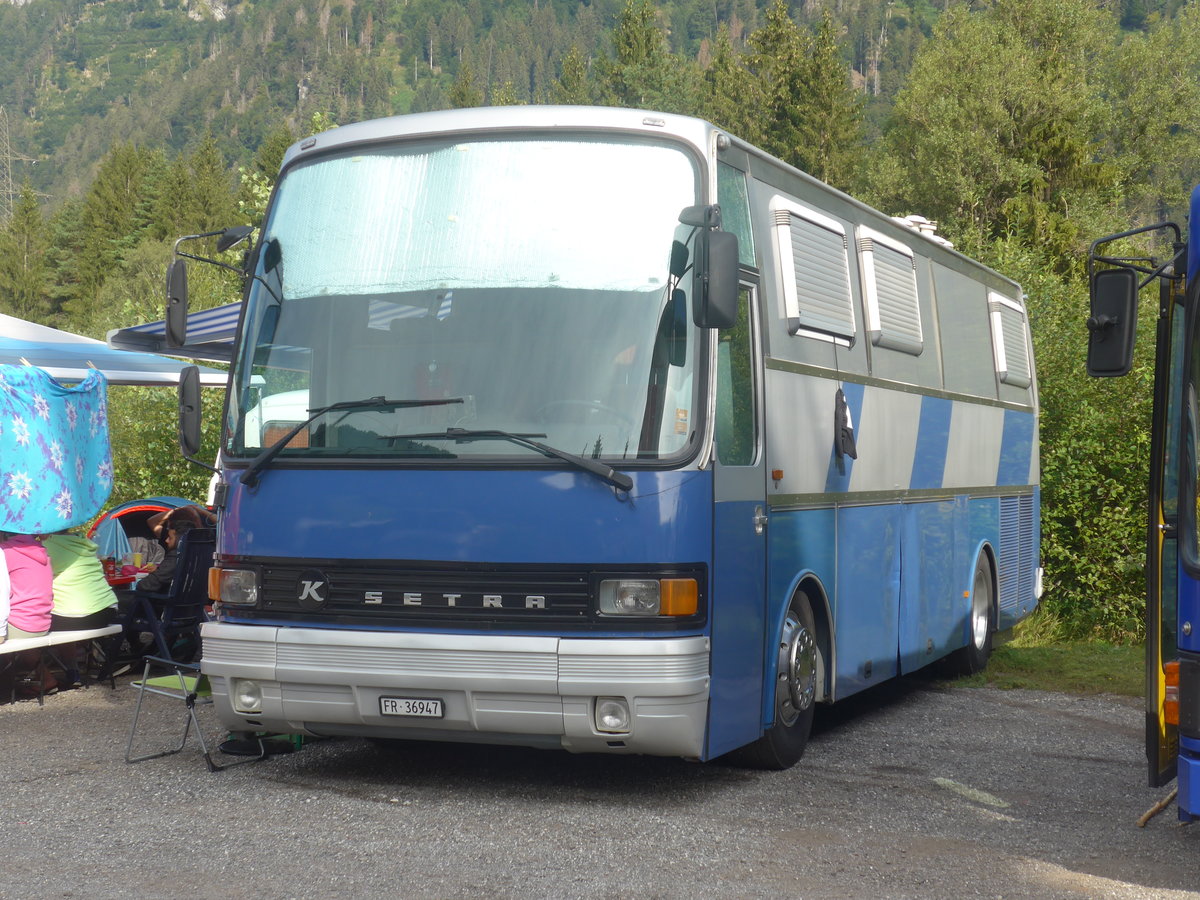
xmin=771 ymin=198 xmax=855 ymax=342
xmin=857 ymin=227 xmax=922 ymax=355
xmin=988 ymin=292 xmax=1032 ymax=388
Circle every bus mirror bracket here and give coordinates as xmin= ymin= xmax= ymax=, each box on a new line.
xmin=1086 ymin=221 xmax=1186 ymax=378
xmin=166 ymin=226 xmax=259 ymax=347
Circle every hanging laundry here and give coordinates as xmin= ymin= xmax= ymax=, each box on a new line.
xmin=0 ymin=364 xmax=113 ymax=533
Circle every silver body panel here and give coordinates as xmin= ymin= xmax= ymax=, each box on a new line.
xmin=202 ymin=622 xmax=710 ymax=757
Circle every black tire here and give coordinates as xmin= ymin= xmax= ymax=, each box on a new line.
xmin=942 ymin=555 xmax=994 ymax=677
xmin=728 ymin=592 xmax=819 ymax=770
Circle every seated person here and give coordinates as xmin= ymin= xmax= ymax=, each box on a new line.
xmin=126 ymin=536 xmax=164 ymax=570
xmin=117 ymin=519 xmax=198 ymax=662
xmin=1 ymin=532 xmax=52 ymax=641
xmin=146 ymin=505 xmax=215 ymax=547
xmin=44 ymin=530 xmax=118 ymax=631
xmin=2 ymin=531 xmax=54 ymax=693
xmin=0 ymin=554 xmax=8 ymax=643
xmin=134 ymin=519 xmax=196 ymax=596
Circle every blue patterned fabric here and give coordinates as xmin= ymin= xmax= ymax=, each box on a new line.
xmin=0 ymin=365 xmax=113 ymax=533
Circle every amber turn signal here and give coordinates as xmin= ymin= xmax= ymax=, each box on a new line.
xmin=660 ymin=578 xmax=698 ymax=616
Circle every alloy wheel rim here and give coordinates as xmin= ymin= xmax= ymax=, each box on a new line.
xmin=778 ymin=611 xmax=816 ymax=725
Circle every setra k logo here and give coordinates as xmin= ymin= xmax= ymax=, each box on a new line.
xmin=296 ymin=570 xmax=329 ymax=609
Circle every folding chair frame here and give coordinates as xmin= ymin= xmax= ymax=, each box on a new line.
xmin=125 ymin=655 xmax=268 ymax=772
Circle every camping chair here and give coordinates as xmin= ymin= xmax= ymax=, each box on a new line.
xmin=125 ymin=654 xmax=266 ymax=771
xmin=120 ymin=528 xmax=215 ymax=663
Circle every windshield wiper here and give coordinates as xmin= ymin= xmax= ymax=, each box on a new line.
xmin=239 ymin=396 xmax=463 ymax=487
xmin=382 ymin=427 xmax=634 ymax=492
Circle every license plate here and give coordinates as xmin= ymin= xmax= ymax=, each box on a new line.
xmin=379 ymin=696 xmax=443 ymax=718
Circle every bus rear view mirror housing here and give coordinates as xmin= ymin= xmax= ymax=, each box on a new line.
xmin=679 ymin=204 xmax=739 ymax=330
xmin=178 ymin=364 xmax=203 ymax=459
xmin=699 ymin=230 xmax=739 ymax=330
xmin=216 ymin=225 xmax=254 ymax=254
xmin=166 ymin=259 xmax=189 ymax=348
xmin=1087 ymin=268 xmax=1138 ymax=377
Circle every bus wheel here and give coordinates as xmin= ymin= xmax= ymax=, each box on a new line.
xmin=730 ymin=592 xmax=818 ymax=770
xmin=944 ymin=556 xmax=994 ymax=677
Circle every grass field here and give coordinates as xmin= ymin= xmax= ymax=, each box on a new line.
xmin=957 ymin=641 xmax=1144 ymax=696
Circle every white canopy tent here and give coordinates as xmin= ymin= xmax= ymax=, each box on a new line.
xmin=0 ymin=313 xmax=227 ymax=386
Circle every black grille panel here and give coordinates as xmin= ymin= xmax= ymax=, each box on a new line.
xmin=230 ymin=557 xmax=706 ymax=632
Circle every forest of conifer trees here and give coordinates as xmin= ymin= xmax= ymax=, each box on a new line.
xmin=1 ymin=0 xmax=1199 ymax=641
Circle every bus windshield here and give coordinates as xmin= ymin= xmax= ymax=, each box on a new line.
xmin=227 ymin=135 xmax=702 ymax=464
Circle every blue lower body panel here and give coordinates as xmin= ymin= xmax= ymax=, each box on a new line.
xmin=1180 ymin=736 xmax=1200 ymax=822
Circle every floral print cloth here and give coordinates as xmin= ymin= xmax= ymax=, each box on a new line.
xmin=0 ymin=364 xmax=113 ymax=533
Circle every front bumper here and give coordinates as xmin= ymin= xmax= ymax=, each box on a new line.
xmin=200 ymin=622 xmax=710 ymax=758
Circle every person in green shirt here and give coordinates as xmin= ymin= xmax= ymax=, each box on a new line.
xmin=43 ymin=531 xmax=118 ymax=631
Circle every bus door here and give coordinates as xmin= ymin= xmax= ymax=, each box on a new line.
xmin=1089 ymin=220 xmax=1196 ymax=817
xmin=707 ymin=283 xmax=767 ymax=758
xmin=1148 ymin=276 xmax=1185 ymax=788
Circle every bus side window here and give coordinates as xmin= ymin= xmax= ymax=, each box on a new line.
xmin=716 ymin=287 xmax=756 ymax=466
xmin=717 ymin=162 xmax=755 ymax=268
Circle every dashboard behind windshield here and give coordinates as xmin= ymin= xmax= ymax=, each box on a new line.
xmin=227 ymin=134 xmax=703 ymax=465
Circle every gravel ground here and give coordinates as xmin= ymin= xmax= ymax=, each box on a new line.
xmin=1 ymin=672 xmax=1197 ymax=899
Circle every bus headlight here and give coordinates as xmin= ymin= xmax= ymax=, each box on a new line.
xmin=218 ymin=568 xmax=259 ymax=607
xmin=598 ymin=578 xmax=698 ymax=616
xmin=232 ymin=678 xmax=263 ymax=714
xmin=599 ymin=579 xmax=660 ymax=615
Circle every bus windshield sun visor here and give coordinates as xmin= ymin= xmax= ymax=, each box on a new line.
xmin=381 ymin=427 xmax=634 ymax=493
xmin=239 ymin=396 xmax=464 ymax=487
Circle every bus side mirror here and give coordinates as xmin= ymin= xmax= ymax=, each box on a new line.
xmin=1087 ymin=268 xmax=1138 ymax=377
xmin=179 ymin=365 xmax=203 ymax=458
xmin=166 ymin=259 xmax=189 ymax=348
xmin=696 ymin=230 xmax=739 ymax=329
xmin=216 ymin=225 xmax=254 ymax=254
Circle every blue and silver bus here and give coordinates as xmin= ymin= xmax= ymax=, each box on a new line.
xmin=1087 ymin=185 xmax=1200 ymax=820
xmin=165 ymin=107 xmax=1041 ymax=767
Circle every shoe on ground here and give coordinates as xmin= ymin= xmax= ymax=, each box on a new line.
xmin=15 ymin=680 xmax=58 ymax=700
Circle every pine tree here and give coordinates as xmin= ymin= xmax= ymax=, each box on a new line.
xmin=793 ymin=13 xmax=864 ymax=191
xmin=746 ymin=1 xmax=863 ymax=190
xmin=553 ymin=45 xmax=593 ymax=105
xmin=186 ymin=134 xmax=239 ymax=233
xmin=70 ymin=143 xmax=156 ymax=323
xmin=449 ymin=61 xmax=484 ymax=109
xmin=597 ymin=0 xmax=699 ymax=113
xmin=746 ymin=0 xmax=810 ymax=166
xmin=0 ymin=181 xmax=50 ymax=320
xmin=700 ymin=24 xmax=765 ymax=146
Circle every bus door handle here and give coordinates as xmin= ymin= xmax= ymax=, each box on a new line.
xmin=753 ymin=506 xmax=768 ymax=535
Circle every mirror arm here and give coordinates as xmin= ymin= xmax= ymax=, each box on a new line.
xmin=174 ymin=249 xmax=249 ymax=277
xmin=1137 ymin=245 xmax=1188 ymax=291
xmin=183 ymin=455 xmax=220 ymax=476
xmin=1088 ymin=222 xmax=1184 ymax=287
